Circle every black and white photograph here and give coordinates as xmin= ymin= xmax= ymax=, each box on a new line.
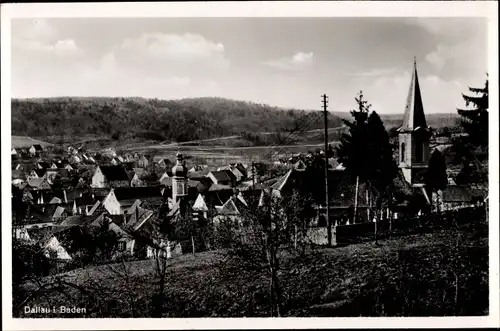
xmin=1 ymin=1 xmax=498 ymax=329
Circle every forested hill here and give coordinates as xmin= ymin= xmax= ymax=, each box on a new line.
xmin=11 ymin=97 xmax=343 ymax=143
xmin=11 ymin=97 xmax=460 ymax=145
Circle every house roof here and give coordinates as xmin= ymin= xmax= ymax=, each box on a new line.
xmin=159 ymin=158 xmax=172 ymax=165
xmin=87 ymin=201 xmax=101 ymax=215
xmin=45 ymin=168 xmax=70 ymax=177
xmin=33 ymin=169 xmax=47 ymax=177
xmin=208 ymin=183 xmax=233 ymax=192
xmin=188 ymin=168 xmax=211 ymax=178
xmin=26 ymin=227 xmax=54 ymax=244
xmin=126 ymin=206 xmax=155 ymax=230
xmin=269 ymin=169 xmax=371 ymax=207
xmin=219 ymin=195 xmax=248 ymax=215
xmin=192 ymin=194 xmax=208 ymax=211
xmin=28 ymin=178 xmax=51 ymax=189
xmin=126 ymin=199 xmax=142 ymax=214
xmin=113 ymin=186 xmax=164 ymax=202
xmin=99 ymin=165 xmax=130 ymax=182
xmin=209 ymin=170 xmax=236 ymax=183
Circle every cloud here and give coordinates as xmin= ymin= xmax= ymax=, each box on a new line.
xmin=263 ymin=52 xmax=314 ymax=71
xmin=404 ymin=18 xmax=483 ymax=38
xmin=348 ymin=67 xmax=400 ymax=77
xmin=365 ymin=71 xmax=466 ymax=115
xmin=116 ymin=33 xmax=230 ymax=74
xmin=12 ymin=19 xmax=83 ymax=57
xmin=13 ymin=18 xmax=57 ymax=41
xmin=13 ymin=38 xmax=84 ymax=57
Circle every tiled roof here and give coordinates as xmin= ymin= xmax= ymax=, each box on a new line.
xmin=209 ymin=170 xmax=236 ymax=183
xmin=114 ymin=186 xmax=164 ymax=201
xmin=99 ymin=165 xmax=130 ymax=181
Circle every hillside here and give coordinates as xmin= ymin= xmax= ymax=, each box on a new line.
xmin=11 ymin=97 xmax=460 ymax=148
xmin=11 ymin=97 xmax=343 ymax=145
xmin=11 ymin=135 xmax=52 ymax=148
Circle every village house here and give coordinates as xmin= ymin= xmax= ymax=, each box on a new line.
xmin=91 ymin=165 xmax=131 ymax=188
xmin=138 ymin=155 xmax=149 ymax=168
xmin=30 ymin=168 xmax=47 ymax=179
xmin=101 ymin=186 xmax=165 ymax=215
xmin=207 ymin=169 xmax=237 ymax=187
xmin=44 ymin=168 xmax=70 ymax=183
xmin=157 ymin=158 xmax=173 ymax=169
xmin=27 ymin=177 xmax=52 ymax=191
xmin=130 ymin=173 xmax=145 ymax=187
xmin=192 ymin=194 xmax=209 ymax=220
xmin=29 ymin=144 xmax=43 ymax=156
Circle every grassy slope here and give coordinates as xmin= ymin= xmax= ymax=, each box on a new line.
xmin=17 ymin=220 xmax=488 ymax=318
xmin=11 ymin=136 xmax=51 ymax=148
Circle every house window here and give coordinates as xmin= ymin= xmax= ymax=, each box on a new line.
xmin=401 ymin=143 xmax=406 ymax=162
xmin=118 ymin=241 xmax=126 ymax=251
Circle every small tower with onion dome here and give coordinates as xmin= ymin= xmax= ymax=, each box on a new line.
xmin=171 ymin=152 xmax=188 ymax=204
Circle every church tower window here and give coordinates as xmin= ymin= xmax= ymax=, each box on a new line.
xmin=401 ymin=142 xmax=406 ymax=163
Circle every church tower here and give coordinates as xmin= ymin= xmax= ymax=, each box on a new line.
xmin=171 ymin=152 xmax=188 ymax=204
xmin=398 ymin=58 xmax=431 ymax=186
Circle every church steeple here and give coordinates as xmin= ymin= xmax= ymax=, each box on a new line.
xmin=398 ymin=57 xmax=431 ymax=186
xmin=401 ymin=57 xmax=428 ymax=132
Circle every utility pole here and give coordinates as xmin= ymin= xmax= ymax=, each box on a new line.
xmin=252 ymin=161 xmax=256 ymax=189
xmin=322 ymin=94 xmax=332 ymax=247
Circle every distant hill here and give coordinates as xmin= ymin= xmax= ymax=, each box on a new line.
xmin=11 ymin=97 xmax=460 ymax=146
xmin=333 ymin=111 xmax=461 ymax=130
xmin=11 ymin=97 xmax=343 ymax=144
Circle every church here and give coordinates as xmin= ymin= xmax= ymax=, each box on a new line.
xmin=398 ymin=58 xmax=431 ymax=187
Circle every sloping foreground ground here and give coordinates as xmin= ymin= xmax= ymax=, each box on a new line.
xmin=16 ymin=221 xmax=488 ymax=317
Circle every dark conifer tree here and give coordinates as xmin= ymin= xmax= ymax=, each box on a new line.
xmin=425 ymin=149 xmax=448 ymax=192
xmin=457 ymin=76 xmax=489 ymax=148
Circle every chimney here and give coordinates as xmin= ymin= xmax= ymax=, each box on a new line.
xmin=63 ymin=189 xmax=68 ymax=203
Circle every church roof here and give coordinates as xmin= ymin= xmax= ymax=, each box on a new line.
xmin=401 ymin=58 xmax=428 ymax=132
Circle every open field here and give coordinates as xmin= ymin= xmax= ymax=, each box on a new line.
xmin=16 ymin=220 xmax=488 ymax=317
xmin=120 ymin=141 xmax=342 ymax=167
xmin=11 ymin=136 xmax=52 ymax=148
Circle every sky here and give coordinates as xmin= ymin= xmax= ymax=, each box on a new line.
xmin=11 ymin=17 xmax=488 ymax=114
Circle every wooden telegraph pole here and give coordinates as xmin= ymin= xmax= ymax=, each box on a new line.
xmin=322 ymin=94 xmax=332 ymax=247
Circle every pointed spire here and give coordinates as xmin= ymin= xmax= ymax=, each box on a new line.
xmin=401 ymin=57 xmax=428 ymax=131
